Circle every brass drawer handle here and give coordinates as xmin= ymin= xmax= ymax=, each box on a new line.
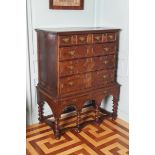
xmin=104 ymin=60 xmax=108 ymax=64
xmin=104 ymin=47 xmax=109 ymax=51
xmin=68 ymin=81 xmax=74 ymax=86
xmin=109 ymin=35 xmax=113 ymax=39
xmin=104 ymin=90 xmax=107 ymax=94
xmin=103 ymin=75 xmax=107 ymax=79
xmin=95 ymin=36 xmax=101 ymax=41
xmin=63 ymin=38 xmax=70 ymax=43
xmin=68 ymin=65 xmax=74 ymax=70
xmin=79 ymin=37 xmax=85 ymax=42
xmin=69 ymin=50 xmax=75 ymax=56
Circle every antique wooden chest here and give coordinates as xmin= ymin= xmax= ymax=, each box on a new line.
xmin=36 ymin=27 xmax=120 ymax=139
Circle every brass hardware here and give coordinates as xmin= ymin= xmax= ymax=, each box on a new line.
xmin=103 ymin=75 xmax=107 ymax=79
xmin=104 ymin=47 xmax=109 ymax=51
xmin=109 ymin=35 xmax=113 ymax=39
xmin=69 ymin=50 xmax=75 ymax=56
xmin=104 ymin=90 xmax=107 ymax=94
xmin=79 ymin=37 xmax=85 ymax=42
xmin=104 ymin=60 xmax=108 ymax=64
xmin=68 ymin=65 xmax=74 ymax=70
xmin=68 ymin=81 xmax=74 ymax=86
xmin=63 ymin=38 xmax=70 ymax=43
xmin=95 ymin=36 xmax=101 ymax=41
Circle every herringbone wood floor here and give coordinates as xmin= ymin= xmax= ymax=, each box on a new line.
xmin=26 ymin=108 xmax=129 ymax=155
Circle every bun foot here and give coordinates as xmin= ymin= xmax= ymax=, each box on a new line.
xmin=75 ymin=127 xmax=81 ymax=133
xmin=55 ymin=131 xmax=61 ymax=140
xmin=112 ymin=114 xmax=117 ymax=121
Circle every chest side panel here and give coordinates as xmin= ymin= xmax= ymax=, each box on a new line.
xmin=37 ymin=31 xmax=58 ymax=97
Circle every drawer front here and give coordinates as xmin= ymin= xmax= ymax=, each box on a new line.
xmin=93 ymin=32 xmax=116 ymax=43
xmin=59 ymin=35 xmax=74 ymax=46
xmin=59 ymin=45 xmax=92 ymax=61
xmin=94 ymin=55 xmax=116 ymax=70
xmin=93 ymin=34 xmax=102 ymax=43
xmin=59 ymin=73 xmax=91 ymax=94
xmin=59 ymin=55 xmax=115 ymax=77
xmin=107 ymin=32 xmax=116 ymax=41
xmin=93 ymin=42 xmax=116 ymax=56
xmin=59 ymin=34 xmax=90 ymax=46
xmin=59 ymin=58 xmax=94 ymax=77
xmin=92 ymin=69 xmax=115 ymax=87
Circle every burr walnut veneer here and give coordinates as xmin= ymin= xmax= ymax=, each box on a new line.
xmin=36 ymin=27 xmax=120 ymax=139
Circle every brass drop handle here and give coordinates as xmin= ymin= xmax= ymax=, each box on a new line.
xmin=68 ymin=65 xmax=74 ymax=70
xmin=109 ymin=35 xmax=113 ymax=39
xmin=104 ymin=47 xmax=109 ymax=51
xmin=79 ymin=37 xmax=85 ymax=42
xmin=103 ymin=75 xmax=107 ymax=79
xmin=63 ymin=38 xmax=70 ymax=43
xmin=95 ymin=36 xmax=101 ymax=41
xmin=68 ymin=81 xmax=74 ymax=86
xmin=69 ymin=50 xmax=75 ymax=56
xmin=104 ymin=90 xmax=107 ymax=94
xmin=104 ymin=60 xmax=108 ymax=64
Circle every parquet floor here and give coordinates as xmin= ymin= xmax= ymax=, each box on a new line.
xmin=26 ymin=108 xmax=129 ymax=155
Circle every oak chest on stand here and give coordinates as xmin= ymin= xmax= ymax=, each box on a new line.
xmin=36 ymin=27 xmax=120 ymax=139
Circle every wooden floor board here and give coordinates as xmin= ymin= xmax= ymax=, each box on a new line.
xmin=26 ymin=109 xmax=129 ymax=155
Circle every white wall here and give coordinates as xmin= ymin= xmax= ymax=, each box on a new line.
xmin=27 ymin=0 xmax=129 ymax=124
xmin=98 ymin=0 xmax=129 ymax=122
xmin=31 ymin=0 xmax=96 ymax=28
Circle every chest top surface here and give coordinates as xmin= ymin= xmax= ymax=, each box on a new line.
xmin=36 ymin=27 xmax=120 ymax=34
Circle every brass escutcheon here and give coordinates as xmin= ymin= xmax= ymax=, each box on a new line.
xmin=104 ymin=47 xmax=109 ymax=51
xmin=69 ymin=50 xmax=75 ymax=56
xmin=103 ymin=75 xmax=107 ymax=79
xmin=95 ymin=36 xmax=101 ymax=41
xmin=68 ymin=81 xmax=74 ymax=86
xmin=68 ymin=65 xmax=74 ymax=70
xmin=104 ymin=60 xmax=108 ymax=64
xmin=79 ymin=37 xmax=85 ymax=42
xmin=109 ymin=35 xmax=113 ymax=39
xmin=63 ymin=38 xmax=70 ymax=43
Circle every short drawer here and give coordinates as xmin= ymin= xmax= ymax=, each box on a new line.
xmin=59 ymin=45 xmax=92 ymax=61
xmin=59 ymin=58 xmax=94 ymax=77
xmin=59 ymin=34 xmax=90 ymax=46
xmin=92 ymin=69 xmax=115 ymax=87
xmin=93 ymin=34 xmax=102 ymax=43
xmin=59 ymin=35 xmax=74 ymax=46
xmin=93 ymin=32 xmax=116 ymax=43
xmin=59 ymin=73 xmax=91 ymax=94
xmin=59 ymin=75 xmax=83 ymax=94
xmin=93 ymin=55 xmax=115 ymax=71
xmin=93 ymin=42 xmax=116 ymax=56
xmin=107 ymin=32 xmax=116 ymax=42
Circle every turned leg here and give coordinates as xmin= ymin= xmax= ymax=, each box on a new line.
xmin=55 ymin=118 xmax=60 ymax=140
xmin=37 ymin=91 xmax=44 ymax=123
xmin=112 ymin=97 xmax=118 ymax=120
xmin=95 ymin=105 xmax=100 ymax=124
xmin=75 ymin=111 xmax=81 ymax=133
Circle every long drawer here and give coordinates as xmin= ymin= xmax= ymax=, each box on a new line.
xmin=59 ymin=32 xmax=116 ymax=46
xmin=59 ymin=55 xmax=116 ymax=77
xmin=59 ymin=69 xmax=115 ymax=95
xmin=59 ymin=42 xmax=116 ymax=61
